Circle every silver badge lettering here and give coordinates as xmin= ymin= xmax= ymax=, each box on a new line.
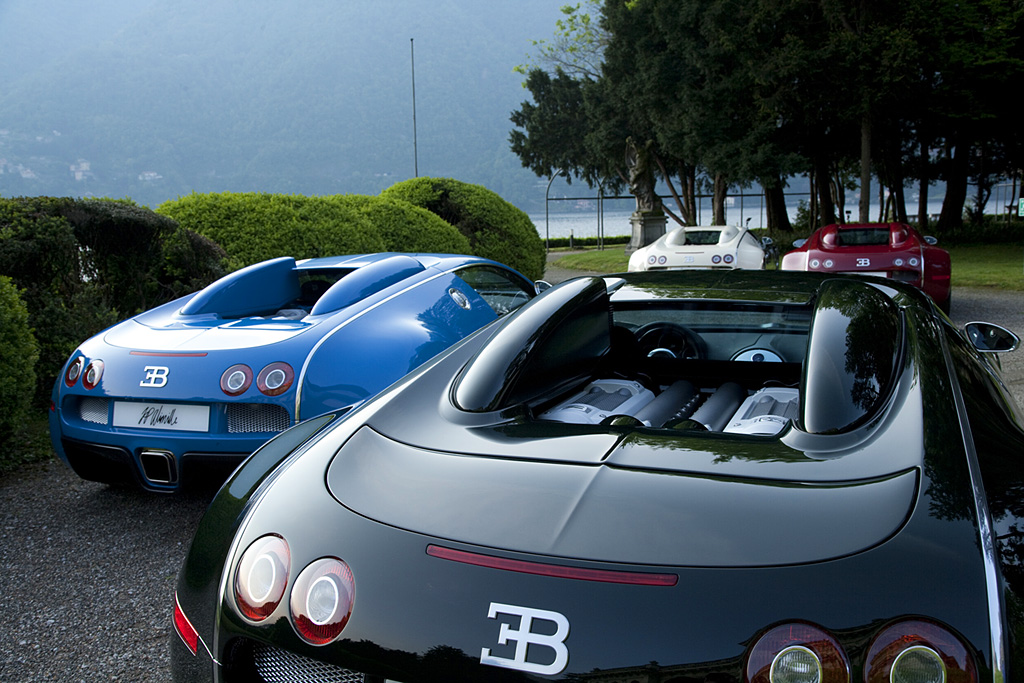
xmin=480 ymin=602 xmax=569 ymax=675
xmin=140 ymin=366 xmax=169 ymax=388
xmin=856 ymin=257 xmax=871 ymax=267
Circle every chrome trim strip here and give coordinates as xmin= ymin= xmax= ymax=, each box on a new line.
xmin=939 ymin=327 xmax=1006 ymax=681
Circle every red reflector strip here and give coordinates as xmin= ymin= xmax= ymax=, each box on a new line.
xmin=426 ymin=545 xmax=677 ymax=586
xmin=173 ymin=594 xmax=199 ymax=655
xmin=131 ymin=351 xmax=208 ymax=357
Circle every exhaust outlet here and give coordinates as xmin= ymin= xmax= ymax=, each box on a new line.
xmin=140 ymin=449 xmax=177 ymax=484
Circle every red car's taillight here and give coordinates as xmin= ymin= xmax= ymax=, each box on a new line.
xmin=746 ymin=622 xmax=849 ymax=683
xmin=290 ymin=557 xmax=355 ymax=645
xmin=234 ymin=535 xmax=290 ymax=622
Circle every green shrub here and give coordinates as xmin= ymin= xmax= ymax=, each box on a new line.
xmin=158 ymin=192 xmax=386 ymax=270
xmin=0 ymin=276 xmax=38 ymax=453
xmin=0 ymin=197 xmax=223 ymax=402
xmin=343 ymin=195 xmax=472 ymax=254
xmin=381 ymin=177 xmax=545 ymax=280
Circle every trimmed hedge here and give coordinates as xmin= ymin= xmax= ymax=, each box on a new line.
xmin=381 ymin=177 xmax=545 ymax=280
xmin=0 ymin=196 xmax=225 ymax=402
xmin=157 ymin=192 xmax=478 ymax=271
xmin=0 ymin=276 xmax=38 ymax=452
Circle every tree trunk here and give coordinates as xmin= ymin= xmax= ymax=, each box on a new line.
xmin=917 ymin=139 xmax=930 ymax=229
xmin=764 ymin=179 xmax=792 ymax=234
xmin=937 ymin=141 xmax=968 ymax=232
xmin=814 ymin=157 xmax=837 ymax=226
xmin=860 ymin=113 xmax=872 ymax=222
xmin=712 ymin=174 xmax=727 ymax=225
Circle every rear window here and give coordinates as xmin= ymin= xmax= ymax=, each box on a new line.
xmin=837 ymin=228 xmax=889 ymax=246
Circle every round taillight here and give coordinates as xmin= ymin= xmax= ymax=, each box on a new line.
xmin=712 ymin=255 xmax=722 ymax=264
xmin=746 ymin=622 xmax=849 ymax=683
xmin=234 ymin=535 xmax=290 ymax=622
xmin=82 ymin=360 xmax=104 ymax=390
xmin=290 ymin=557 xmax=354 ymax=645
xmin=864 ymin=619 xmax=976 ymax=683
xmin=64 ymin=357 xmax=85 ymax=387
xmin=648 ymin=255 xmax=657 ymax=265
xmin=257 ymin=362 xmax=294 ymax=396
xmin=658 ymin=255 xmax=667 ymax=265
xmin=220 ymin=364 xmax=253 ymax=396
xmin=810 ymin=259 xmax=821 ymax=269
xmin=724 ymin=254 xmax=735 ymax=264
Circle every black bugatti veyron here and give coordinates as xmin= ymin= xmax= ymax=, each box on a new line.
xmin=172 ymin=270 xmax=1023 ymax=683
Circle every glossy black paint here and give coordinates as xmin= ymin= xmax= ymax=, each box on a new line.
xmin=172 ymin=270 xmax=1024 ymax=682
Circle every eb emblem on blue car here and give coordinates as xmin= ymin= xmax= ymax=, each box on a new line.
xmin=480 ymin=602 xmax=570 ymax=675
xmin=140 ymin=365 xmax=169 ymax=388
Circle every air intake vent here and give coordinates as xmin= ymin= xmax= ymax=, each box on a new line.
xmin=253 ymin=643 xmax=365 ymax=682
xmin=227 ymin=403 xmax=290 ymax=434
xmin=79 ymin=397 xmax=109 ymax=424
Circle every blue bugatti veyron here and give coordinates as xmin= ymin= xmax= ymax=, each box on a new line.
xmin=49 ymin=252 xmax=537 ymax=491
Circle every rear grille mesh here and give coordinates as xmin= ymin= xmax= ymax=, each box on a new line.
xmin=79 ymin=397 xmax=109 ymax=424
xmin=253 ymin=643 xmax=365 ymax=683
xmin=227 ymin=403 xmax=291 ymax=433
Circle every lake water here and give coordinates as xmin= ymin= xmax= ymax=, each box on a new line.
xmin=530 ymin=193 xmax=957 ymax=241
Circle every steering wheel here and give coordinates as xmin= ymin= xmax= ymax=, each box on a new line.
xmin=635 ymin=322 xmax=707 ymax=360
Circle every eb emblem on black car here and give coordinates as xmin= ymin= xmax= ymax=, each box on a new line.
xmin=480 ymin=602 xmax=570 ymax=675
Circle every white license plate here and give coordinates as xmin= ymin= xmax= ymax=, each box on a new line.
xmin=112 ymin=402 xmax=210 ymax=432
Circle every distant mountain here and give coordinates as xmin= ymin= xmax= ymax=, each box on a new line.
xmin=0 ymin=0 xmax=564 ymax=210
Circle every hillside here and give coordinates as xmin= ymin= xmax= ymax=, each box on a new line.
xmin=0 ymin=0 xmax=562 ymax=210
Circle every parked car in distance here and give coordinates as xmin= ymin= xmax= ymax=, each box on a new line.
xmin=781 ymin=221 xmax=951 ymax=312
xmin=628 ymin=224 xmax=768 ymax=271
xmin=50 ymin=252 xmax=537 ymax=492
xmin=172 ymin=269 xmax=1022 ymax=683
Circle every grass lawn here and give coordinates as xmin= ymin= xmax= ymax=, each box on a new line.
xmin=551 ymin=243 xmax=1024 ymax=291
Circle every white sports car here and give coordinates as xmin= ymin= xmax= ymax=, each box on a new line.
xmin=628 ymin=225 xmax=768 ymax=271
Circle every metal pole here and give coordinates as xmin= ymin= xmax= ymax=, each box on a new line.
xmin=410 ymin=38 xmax=418 ymax=177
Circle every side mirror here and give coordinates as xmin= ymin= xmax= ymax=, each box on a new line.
xmin=761 ymin=236 xmax=774 ymax=247
xmin=792 ymin=238 xmax=807 ymax=249
xmin=965 ymin=322 xmax=1020 ymax=353
xmin=534 ymin=280 xmax=553 ymax=294
xmin=924 ymin=235 xmax=938 ymax=246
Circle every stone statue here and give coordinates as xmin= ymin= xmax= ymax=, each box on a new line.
xmin=625 ymin=137 xmax=661 ymax=215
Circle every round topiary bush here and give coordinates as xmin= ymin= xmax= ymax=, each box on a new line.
xmin=381 ymin=177 xmax=545 ymax=280
xmin=158 ymin=193 xmax=387 ymax=271
xmin=340 ymin=194 xmax=471 ymax=254
xmin=0 ymin=276 xmax=38 ymax=450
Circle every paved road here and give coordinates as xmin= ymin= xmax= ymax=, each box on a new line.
xmin=0 ymin=265 xmax=1020 ymax=682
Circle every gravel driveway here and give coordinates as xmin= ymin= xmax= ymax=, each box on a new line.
xmin=1 ymin=268 xmax=1020 ymax=682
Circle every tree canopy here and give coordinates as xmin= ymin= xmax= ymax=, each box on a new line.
xmin=510 ymin=0 xmax=1024 ymax=231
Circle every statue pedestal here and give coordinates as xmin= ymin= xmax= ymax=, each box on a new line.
xmin=626 ymin=212 xmax=667 ymax=253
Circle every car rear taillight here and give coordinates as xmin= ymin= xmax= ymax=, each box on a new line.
xmin=82 ymin=360 xmax=104 ymax=390
xmin=64 ymin=357 xmax=84 ymax=387
xmin=746 ymin=622 xmax=849 ymax=683
xmin=220 ymin=364 xmax=253 ymax=396
xmin=724 ymin=254 xmax=734 ymax=264
xmin=864 ymin=620 xmax=976 ymax=683
xmin=290 ymin=557 xmax=354 ymax=645
xmin=234 ymin=535 xmax=290 ymax=621
xmin=173 ymin=594 xmax=199 ymax=656
xmin=257 ymin=362 xmax=294 ymax=396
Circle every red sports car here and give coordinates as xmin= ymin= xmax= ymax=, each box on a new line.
xmin=781 ymin=222 xmax=951 ymax=312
